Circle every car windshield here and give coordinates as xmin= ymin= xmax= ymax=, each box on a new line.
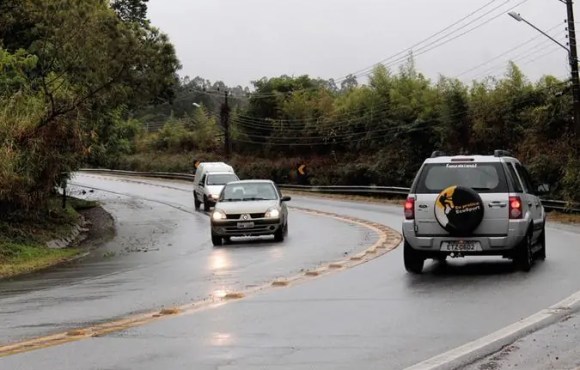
xmin=416 ymin=162 xmax=508 ymax=193
xmin=220 ymin=182 xmax=278 ymax=201
xmin=206 ymin=174 xmax=238 ymax=185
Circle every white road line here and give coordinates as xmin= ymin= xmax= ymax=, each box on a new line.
xmin=405 ymin=290 xmax=580 ymax=370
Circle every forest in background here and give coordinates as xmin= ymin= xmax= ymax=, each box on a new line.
xmin=106 ymin=61 xmax=579 ymax=202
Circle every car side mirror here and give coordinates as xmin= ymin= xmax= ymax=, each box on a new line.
xmin=281 ymin=196 xmax=291 ymax=202
xmin=536 ymin=183 xmax=550 ymax=195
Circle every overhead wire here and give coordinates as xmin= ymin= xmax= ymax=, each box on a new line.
xmin=229 ymin=80 xmax=570 ymax=146
xmin=453 ymin=22 xmax=565 ymax=79
xmin=224 ymin=0 xmax=530 ymax=100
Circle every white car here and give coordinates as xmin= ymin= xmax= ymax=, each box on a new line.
xmin=403 ymin=150 xmax=547 ymax=273
xmin=193 ymin=162 xmax=238 ymax=211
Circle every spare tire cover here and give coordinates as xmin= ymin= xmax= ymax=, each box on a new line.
xmin=434 ymin=186 xmax=484 ymax=235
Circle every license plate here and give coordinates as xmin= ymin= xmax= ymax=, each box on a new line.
xmin=440 ymin=241 xmax=482 ymax=252
xmin=237 ymin=222 xmax=254 ymax=229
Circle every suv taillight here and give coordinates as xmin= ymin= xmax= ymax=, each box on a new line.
xmin=404 ymin=197 xmax=415 ymax=220
xmin=509 ymin=196 xmax=522 ymax=219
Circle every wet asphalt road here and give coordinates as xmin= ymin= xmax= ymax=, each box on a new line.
xmin=2 ymin=174 xmax=580 ymax=370
xmin=0 ymin=174 xmax=375 ymax=344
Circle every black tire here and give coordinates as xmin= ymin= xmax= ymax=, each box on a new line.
xmin=404 ymin=241 xmax=424 ymax=274
xmin=194 ymin=194 xmax=201 ymax=210
xmin=436 ymin=255 xmax=447 ymax=264
xmin=284 ymin=222 xmax=289 ymax=236
xmin=514 ymin=230 xmax=533 ymax=272
xmin=203 ymin=196 xmax=211 ymax=212
xmin=537 ymin=225 xmax=546 ymax=261
xmin=274 ymin=225 xmax=285 ymax=242
xmin=211 ymin=233 xmax=222 ymax=247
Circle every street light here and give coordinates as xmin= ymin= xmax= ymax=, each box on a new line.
xmin=508 ymin=7 xmax=580 ymax=135
xmin=507 ymin=12 xmax=570 ymax=53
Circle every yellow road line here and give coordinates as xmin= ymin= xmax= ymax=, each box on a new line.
xmin=0 ymin=206 xmax=401 ymax=358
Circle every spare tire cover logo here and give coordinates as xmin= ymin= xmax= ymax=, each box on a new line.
xmin=435 ymin=186 xmax=485 ymax=235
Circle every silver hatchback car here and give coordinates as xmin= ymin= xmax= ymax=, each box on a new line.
xmin=210 ymin=180 xmax=290 ymax=246
xmin=403 ymin=150 xmax=547 ymax=273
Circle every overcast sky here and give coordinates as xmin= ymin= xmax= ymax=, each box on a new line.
xmin=148 ymin=0 xmax=575 ymax=87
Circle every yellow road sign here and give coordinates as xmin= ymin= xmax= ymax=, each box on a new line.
xmin=298 ymin=164 xmax=306 ymax=176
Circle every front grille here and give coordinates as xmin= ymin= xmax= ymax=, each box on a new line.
xmin=226 ymin=213 xmax=266 ymax=220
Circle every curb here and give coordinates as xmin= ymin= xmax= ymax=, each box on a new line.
xmin=405 ymin=291 xmax=580 ymax=370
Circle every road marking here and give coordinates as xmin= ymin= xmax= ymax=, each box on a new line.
xmin=0 ymin=202 xmax=401 ymax=358
xmin=405 ymin=290 xmax=580 ymax=370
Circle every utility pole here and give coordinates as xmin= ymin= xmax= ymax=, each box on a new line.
xmin=566 ymin=0 xmax=580 ymax=135
xmin=220 ymin=90 xmax=231 ymax=159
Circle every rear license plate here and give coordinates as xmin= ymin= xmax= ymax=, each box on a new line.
xmin=237 ymin=222 xmax=254 ymax=229
xmin=440 ymin=241 xmax=482 ymax=252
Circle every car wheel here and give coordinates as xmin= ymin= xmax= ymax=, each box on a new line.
xmin=537 ymin=225 xmax=546 ymax=261
xmin=274 ymin=226 xmax=285 ymax=242
xmin=194 ymin=194 xmax=201 ymax=210
xmin=284 ymin=222 xmax=289 ymax=236
xmin=211 ymin=233 xmax=222 ymax=247
xmin=514 ymin=230 xmax=533 ymax=272
xmin=203 ymin=196 xmax=211 ymax=212
xmin=404 ymin=240 xmax=424 ymax=274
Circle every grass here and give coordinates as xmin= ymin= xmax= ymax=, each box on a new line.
xmin=0 ymin=196 xmax=98 ymax=279
xmin=547 ymin=211 xmax=580 ymax=225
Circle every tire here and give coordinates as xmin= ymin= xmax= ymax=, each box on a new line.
xmin=274 ymin=225 xmax=285 ymax=242
xmin=514 ymin=230 xmax=533 ymax=272
xmin=436 ymin=255 xmax=447 ymax=264
xmin=435 ymin=185 xmax=484 ymax=236
xmin=404 ymin=241 xmax=424 ymax=274
xmin=203 ymin=196 xmax=211 ymax=212
xmin=537 ymin=225 xmax=546 ymax=261
xmin=194 ymin=194 xmax=201 ymax=210
xmin=211 ymin=233 xmax=222 ymax=247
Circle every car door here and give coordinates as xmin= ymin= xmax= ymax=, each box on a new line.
xmin=514 ymin=163 xmax=543 ymax=239
xmin=196 ymin=174 xmax=207 ymax=200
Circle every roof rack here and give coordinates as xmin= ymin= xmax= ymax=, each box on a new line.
xmin=494 ymin=150 xmax=514 ymax=157
xmin=431 ymin=151 xmax=447 ymax=158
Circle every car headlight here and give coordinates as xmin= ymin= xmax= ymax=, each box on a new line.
xmin=265 ymin=208 xmax=280 ymax=219
xmin=212 ymin=210 xmax=226 ymax=221
xmin=209 ymin=194 xmax=219 ymax=200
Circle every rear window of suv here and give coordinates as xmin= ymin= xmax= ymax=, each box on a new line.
xmin=415 ymin=162 xmax=509 ymax=194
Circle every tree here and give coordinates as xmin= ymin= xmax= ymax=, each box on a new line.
xmin=110 ymin=0 xmax=149 ymax=25
xmin=0 ymin=0 xmax=180 ymax=211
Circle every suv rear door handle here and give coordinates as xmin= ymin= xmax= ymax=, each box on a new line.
xmin=488 ymin=201 xmax=507 ymax=208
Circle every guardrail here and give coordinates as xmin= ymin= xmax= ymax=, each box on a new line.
xmin=78 ymin=169 xmax=580 ymax=213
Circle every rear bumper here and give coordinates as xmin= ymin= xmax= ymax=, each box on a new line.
xmin=211 ymin=219 xmax=282 ymax=237
xmin=402 ymin=219 xmax=528 ymax=253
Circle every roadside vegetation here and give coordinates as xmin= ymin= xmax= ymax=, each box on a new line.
xmin=104 ymin=62 xmax=579 ymax=204
xmin=0 ymin=0 xmax=180 ymax=271
xmin=0 ymin=197 xmax=97 ymax=279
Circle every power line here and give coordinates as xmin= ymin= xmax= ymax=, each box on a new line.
xmin=354 ymin=0 xmax=532 ymax=80
xmin=230 ymin=80 xmax=570 ymax=146
xmin=453 ymin=23 xmax=564 ymax=78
